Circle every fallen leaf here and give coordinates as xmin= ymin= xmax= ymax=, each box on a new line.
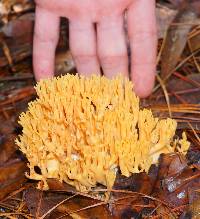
xmin=0 ymin=134 xmax=17 ymax=164
xmin=0 ymin=159 xmax=27 ymax=200
xmin=161 ymin=8 xmax=198 ymax=78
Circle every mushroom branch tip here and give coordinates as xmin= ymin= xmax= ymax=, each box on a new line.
xmin=16 ymin=74 xmax=190 ymax=192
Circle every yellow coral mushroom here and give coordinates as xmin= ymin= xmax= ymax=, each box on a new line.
xmin=16 ymin=74 xmax=190 ymax=191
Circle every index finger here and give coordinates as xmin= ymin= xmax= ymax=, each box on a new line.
xmin=33 ymin=6 xmax=60 ymax=81
xmin=127 ymin=0 xmax=157 ymax=98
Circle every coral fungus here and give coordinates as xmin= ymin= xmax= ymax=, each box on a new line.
xmin=16 ymin=74 xmax=190 ymax=191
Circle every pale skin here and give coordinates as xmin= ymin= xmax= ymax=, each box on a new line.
xmin=33 ymin=0 xmax=157 ymax=97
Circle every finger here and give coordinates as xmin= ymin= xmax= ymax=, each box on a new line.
xmin=69 ymin=21 xmax=100 ymax=76
xmin=97 ymin=16 xmax=128 ymax=78
xmin=127 ymin=0 xmax=157 ymax=98
xmin=33 ymin=6 xmax=60 ymax=81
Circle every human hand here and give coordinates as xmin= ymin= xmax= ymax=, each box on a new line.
xmin=33 ymin=0 xmax=157 ymax=97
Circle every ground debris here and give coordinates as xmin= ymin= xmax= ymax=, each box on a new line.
xmin=0 ymin=1 xmax=200 ymax=218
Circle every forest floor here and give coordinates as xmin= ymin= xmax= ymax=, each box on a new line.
xmin=0 ymin=1 xmax=200 ymax=218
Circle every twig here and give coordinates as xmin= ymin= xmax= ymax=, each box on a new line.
xmin=156 ymin=74 xmax=172 ymax=118
xmin=39 ymin=194 xmax=77 ymax=219
xmin=57 ymin=201 xmax=108 ymax=219
xmin=153 ymin=48 xmax=200 ymax=93
xmin=187 ymin=122 xmax=200 ymax=143
xmin=0 ymin=74 xmax=34 ymax=82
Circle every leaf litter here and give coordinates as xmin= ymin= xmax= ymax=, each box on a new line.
xmin=0 ymin=0 xmax=200 ymax=218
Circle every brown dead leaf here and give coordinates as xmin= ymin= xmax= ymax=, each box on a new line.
xmin=143 ymin=73 xmax=200 ymax=130
xmin=113 ymin=172 xmax=154 ymax=195
xmin=156 ymin=4 xmax=177 ymax=39
xmin=188 ymin=189 xmax=200 ymax=218
xmin=156 ymin=205 xmax=178 ymax=219
xmin=2 ymin=13 xmax=34 ymax=38
xmin=0 ymin=86 xmax=35 ymax=107
xmin=24 ymin=188 xmax=68 ymax=218
xmin=144 ymin=73 xmax=200 ymax=106
xmin=0 ymin=159 xmax=27 ymax=200
xmin=167 ymin=73 xmax=200 ymax=104
xmin=55 ymin=50 xmax=75 ymax=75
xmin=24 ymin=188 xmax=110 ymax=219
xmin=0 ymin=0 xmax=34 ymax=23
xmin=0 ymin=134 xmax=17 ymax=164
xmin=47 ymin=179 xmax=76 ymax=193
xmin=0 ymin=116 xmax=15 ymax=135
xmin=161 ymin=7 xmax=198 ymax=78
xmin=186 ymin=130 xmax=200 ymax=165
xmin=153 ymin=153 xmax=200 ymax=210
xmin=189 ymin=32 xmax=200 ymax=53
xmin=167 ymin=154 xmax=188 ymax=176
xmin=57 ymin=196 xmax=109 ymax=219
xmin=111 ymin=172 xmax=155 ymax=218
